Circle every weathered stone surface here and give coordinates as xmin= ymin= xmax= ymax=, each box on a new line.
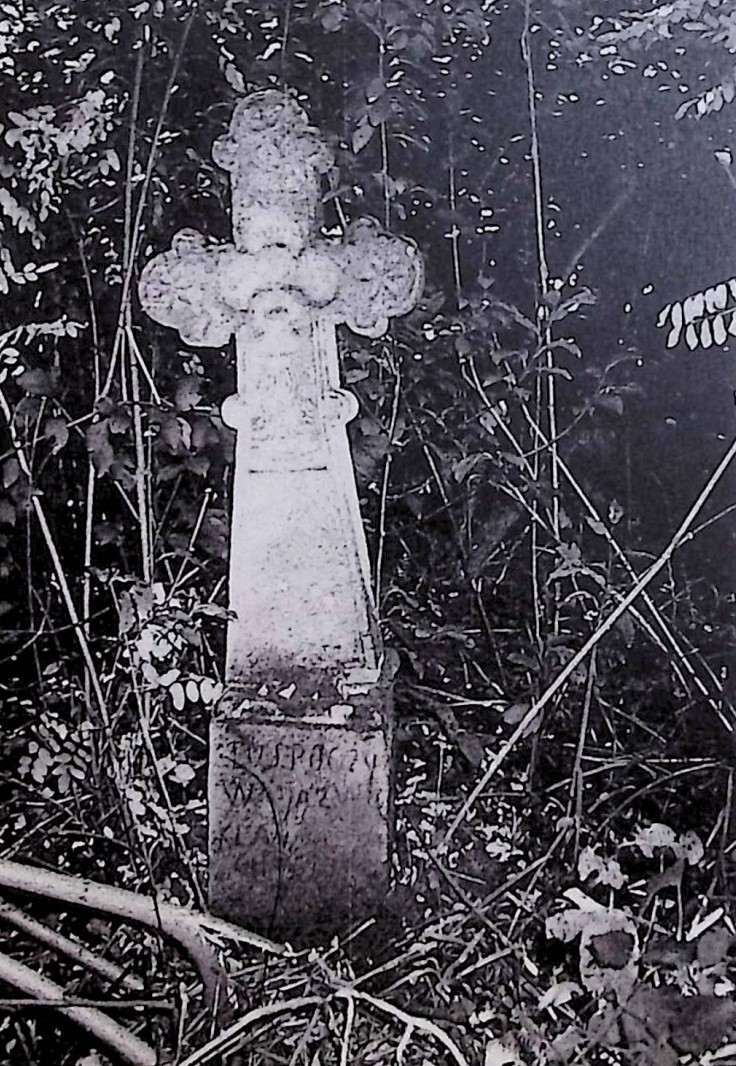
xmin=222 ymin=314 xmax=381 ymax=685
xmin=138 ymin=89 xmax=423 ymax=937
xmin=209 ymin=669 xmax=395 ymax=939
xmin=138 ymin=90 xmax=423 ymax=688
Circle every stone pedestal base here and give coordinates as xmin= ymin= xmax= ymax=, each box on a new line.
xmin=208 ymin=665 xmax=395 ymax=942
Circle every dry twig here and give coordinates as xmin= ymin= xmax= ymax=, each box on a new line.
xmin=0 ymin=898 xmax=144 ymax=992
xmin=0 ymin=950 xmax=156 ymax=1066
xmin=0 ymin=859 xmax=286 ymax=1011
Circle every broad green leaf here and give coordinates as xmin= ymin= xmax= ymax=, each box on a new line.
xmin=44 ymin=417 xmax=69 ymax=452
xmin=588 ymin=929 xmax=635 ymax=969
xmin=501 ymin=703 xmax=539 ymax=738
xmin=594 ymin=392 xmax=624 ymax=415
xmin=223 ymin=61 xmax=247 ymax=95
xmin=170 ymin=682 xmax=185 ymax=711
xmin=657 ymin=302 xmax=672 ymax=327
xmin=85 ymin=421 xmax=114 ymax=476
xmin=683 ymin=291 xmax=705 ymax=321
xmin=175 ymin=377 xmax=201 ymax=412
xmin=141 ymin=662 xmax=160 ymax=685
xmin=548 ymin=897 xmax=638 ymax=999
xmin=538 ymin=981 xmax=582 ymax=1011
xmin=2 ymin=457 xmax=19 ymax=489
xmin=631 ymin=822 xmax=677 ymax=856
xmin=172 ymin=763 xmax=195 ymax=784
xmin=17 ymin=367 xmax=56 ymax=395
xmin=585 ymin=517 xmax=607 ymax=536
xmin=578 ymin=845 xmax=625 ymax=889
xmin=452 ymin=454 xmax=484 ymax=482
xmin=676 ymin=829 xmax=704 ymax=865
xmin=669 ymin=299 xmax=683 ymax=333
xmin=666 ymin=322 xmax=682 ymax=347
xmin=484 ymin=1040 xmax=525 ymax=1066
xmin=352 ymin=120 xmax=374 ymax=154
xmin=107 ymin=407 xmax=131 ymax=434
xmin=693 ymin=921 xmax=731 ymax=961
xmin=200 ymin=678 xmax=222 ymax=705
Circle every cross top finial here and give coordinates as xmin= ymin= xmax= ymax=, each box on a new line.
xmin=139 ymin=89 xmax=423 ymax=346
xmin=212 ymin=90 xmax=333 ymax=175
xmin=212 ymin=90 xmax=334 ymax=255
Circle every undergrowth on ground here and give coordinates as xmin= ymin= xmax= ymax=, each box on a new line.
xmin=2 ymin=1 xmax=736 ymax=1064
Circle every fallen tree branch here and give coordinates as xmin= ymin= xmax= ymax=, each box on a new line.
xmin=0 ymin=950 xmax=157 ymax=1066
xmin=0 ymin=997 xmax=174 ymax=1009
xmin=0 ymin=860 xmax=285 ymax=1011
xmin=335 ymin=988 xmax=471 ymax=1066
xmin=0 ymin=898 xmax=144 ymax=992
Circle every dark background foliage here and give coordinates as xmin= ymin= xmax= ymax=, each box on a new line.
xmin=3 ymin=1 xmax=736 ymax=1063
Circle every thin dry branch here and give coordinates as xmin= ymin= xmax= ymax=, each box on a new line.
xmin=0 ymin=950 xmax=156 ymax=1066
xmin=178 ymin=995 xmax=324 ymax=1065
xmin=444 ymin=430 xmax=736 ymax=843
xmin=176 ymin=988 xmax=472 ymax=1066
xmin=0 ymin=860 xmax=285 ymax=1011
xmin=522 ymin=0 xmax=560 ymax=553
xmin=0 ymin=898 xmax=143 ymax=992
xmin=337 ymin=988 xmax=471 ymax=1066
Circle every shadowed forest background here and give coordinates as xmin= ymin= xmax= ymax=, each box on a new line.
xmin=3 ymin=1 xmax=736 ymax=1063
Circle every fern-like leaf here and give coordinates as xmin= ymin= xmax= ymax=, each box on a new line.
xmin=598 ymin=2 xmax=712 ymax=49
xmin=676 ymin=66 xmax=736 ymax=118
xmin=658 ymin=277 xmax=736 ymax=349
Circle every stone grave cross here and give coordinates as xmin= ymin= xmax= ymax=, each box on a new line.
xmin=139 ymin=90 xmax=423 ymax=938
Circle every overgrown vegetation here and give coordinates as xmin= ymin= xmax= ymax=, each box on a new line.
xmin=2 ymin=0 xmax=736 ymax=1063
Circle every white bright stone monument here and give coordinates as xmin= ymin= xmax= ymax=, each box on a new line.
xmin=139 ymin=89 xmax=423 ymax=938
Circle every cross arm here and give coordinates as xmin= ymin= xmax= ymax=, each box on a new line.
xmin=138 ymin=229 xmax=238 ymax=348
xmin=328 ymin=218 xmax=424 ymax=338
xmin=138 ymin=219 xmax=423 ymax=350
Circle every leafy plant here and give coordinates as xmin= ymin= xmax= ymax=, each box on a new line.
xmin=0 ymin=1 xmax=735 ymax=1064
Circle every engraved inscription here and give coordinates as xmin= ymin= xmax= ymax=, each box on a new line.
xmin=208 ymin=717 xmax=392 ymax=935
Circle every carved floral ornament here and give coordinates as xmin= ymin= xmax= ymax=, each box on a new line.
xmin=138 ymin=90 xmax=424 ymax=349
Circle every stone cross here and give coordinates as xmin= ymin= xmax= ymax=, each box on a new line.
xmin=139 ymin=90 xmax=423 ymax=939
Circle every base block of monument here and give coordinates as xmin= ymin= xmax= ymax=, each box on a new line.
xmin=208 ymin=669 xmax=395 ymax=941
